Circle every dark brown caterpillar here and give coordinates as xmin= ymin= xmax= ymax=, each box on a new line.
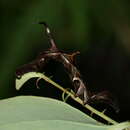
xmin=16 ymin=22 xmax=119 ymax=113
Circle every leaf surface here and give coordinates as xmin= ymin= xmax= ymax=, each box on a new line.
xmin=0 ymin=96 xmax=98 ymax=125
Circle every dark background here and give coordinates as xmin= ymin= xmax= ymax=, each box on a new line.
xmin=0 ymin=0 xmax=130 ymax=122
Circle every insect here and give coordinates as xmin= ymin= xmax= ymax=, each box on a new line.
xmin=16 ymin=22 xmax=119 ymax=113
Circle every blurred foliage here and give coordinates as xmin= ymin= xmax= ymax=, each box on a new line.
xmin=0 ymin=0 xmax=130 ymax=121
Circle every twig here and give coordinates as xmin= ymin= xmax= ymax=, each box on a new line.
xmin=38 ymin=73 xmax=118 ymax=125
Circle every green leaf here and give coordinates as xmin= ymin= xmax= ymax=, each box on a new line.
xmin=0 ymin=96 xmax=98 ymax=126
xmin=0 ymin=96 xmax=129 ymax=130
xmin=0 ymin=120 xmax=130 ymax=130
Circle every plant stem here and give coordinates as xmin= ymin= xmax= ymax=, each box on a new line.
xmin=40 ymin=73 xmax=118 ymax=125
